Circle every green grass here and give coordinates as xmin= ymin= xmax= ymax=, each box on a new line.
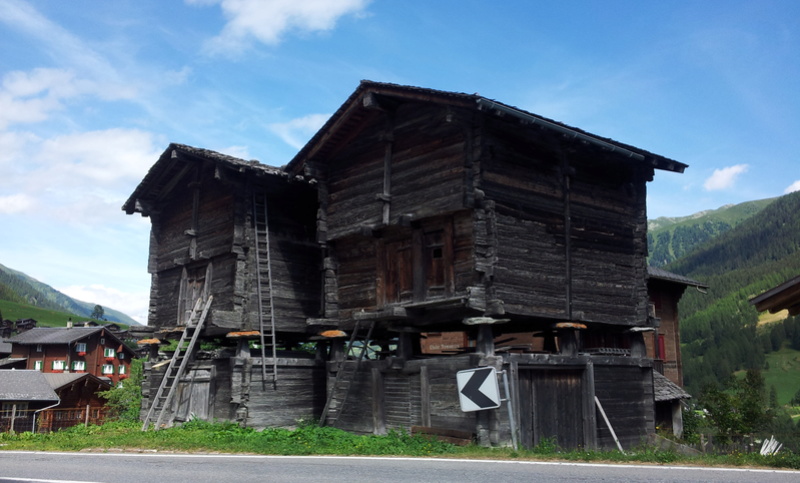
xmin=0 ymin=299 xmax=125 ymax=329
xmin=764 ymin=347 xmax=800 ymax=405
xmin=1 ymin=421 xmax=799 ymax=470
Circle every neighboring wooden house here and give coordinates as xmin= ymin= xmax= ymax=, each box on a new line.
xmin=0 ymin=370 xmax=59 ymax=433
xmin=14 ymin=318 xmax=37 ymax=333
xmin=127 ymin=81 xmax=690 ymax=450
xmin=38 ymin=373 xmax=111 ymax=432
xmin=123 ymin=144 xmax=324 ymax=428
xmin=7 ymin=327 xmax=136 ymax=385
xmin=645 ymin=266 xmax=706 ymax=438
xmin=750 ymin=275 xmax=800 ymax=316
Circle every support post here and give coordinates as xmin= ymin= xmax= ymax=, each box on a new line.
xmin=501 ymin=370 xmax=518 ymax=450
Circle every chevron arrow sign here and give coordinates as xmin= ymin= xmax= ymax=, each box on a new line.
xmin=456 ymin=367 xmax=501 ymax=412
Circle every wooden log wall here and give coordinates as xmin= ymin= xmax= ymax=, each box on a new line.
xmin=141 ymin=355 xmax=325 ymax=429
xmin=324 ymin=103 xmax=467 ymax=240
xmin=242 ymin=185 xmax=321 ymax=334
xmin=593 ymin=364 xmax=655 ymax=449
xmin=328 ymin=356 xmax=476 ymax=436
xmin=239 ymin=357 xmax=325 ymax=428
xmin=480 ymin=117 xmax=650 ymax=326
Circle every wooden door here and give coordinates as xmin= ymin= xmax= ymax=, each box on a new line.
xmin=529 ymin=369 xmax=585 ymax=449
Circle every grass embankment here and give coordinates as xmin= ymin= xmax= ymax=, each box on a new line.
xmin=1 ymin=420 xmax=799 ymax=470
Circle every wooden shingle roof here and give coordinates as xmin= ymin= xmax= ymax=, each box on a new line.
xmin=286 ymin=80 xmax=688 ymax=175
xmin=750 ymin=275 xmax=800 ymax=316
xmin=653 ymin=371 xmax=691 ymax=402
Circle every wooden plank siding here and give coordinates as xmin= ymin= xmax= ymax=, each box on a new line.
xmin=479 ymin=117 xmax=651 ymax=326
xmin=593 ymin=364 xmax=655 ymax=449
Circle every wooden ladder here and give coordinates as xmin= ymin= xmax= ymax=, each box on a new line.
xmin=319 ymin=320 xmax=376 ymax=426
xmin=253 ymin=193 xmax=278 ymax=389
xmin=141 ymin=296 xmax=213 ymax=431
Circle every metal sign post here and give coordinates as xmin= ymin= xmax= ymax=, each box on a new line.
xmin=456 ymin=367 xmax=518 ymax=450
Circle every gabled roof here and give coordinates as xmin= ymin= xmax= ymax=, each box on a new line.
xmin=647 ymin=266 xmax=708 ymax=289
xmin=286 ymin=80 xmax=688 ymax=175
xmin=0 ymin=370 xmax=59 ymax=401
xmin=750 ymin=275 xmax=800 ymax=316
xmin=8 ymin=327 xmax=136 ymax=357
xmin=9 ymin=327 xmax=103 ymax=345
xmin=653 ymin=371 xmax=691 ymax=402
xmin=123 ymin=143 xmax=306 ymax=216
xmin=42 ymin=372 xmax=111 ymax=392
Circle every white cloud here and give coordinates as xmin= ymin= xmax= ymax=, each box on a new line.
xmin=784 ymin=180 xmax=800 ymax=194
xmin=0 ymin=128 xmax=162 ymax=223
xmin=59 ymin=283 xmax=150 ymax=324
xmin=191 ymin=0 xmax=371 ymax=54
xmin=0 ymin=194 xmax=35 ymax=214
xmin=269 ymin=113 xmax=329 ymax=149
xmin=703 ymin=164 xmax=749 ymax=191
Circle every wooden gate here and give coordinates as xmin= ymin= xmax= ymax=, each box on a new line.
xmin=519 ymin=367 xmax=595 ymax=450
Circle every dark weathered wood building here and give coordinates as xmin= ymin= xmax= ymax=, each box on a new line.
xmin=126 ymin=81 xmax=690 ymax=449
xmin=123 ymin=145 xmax=325 ymax=428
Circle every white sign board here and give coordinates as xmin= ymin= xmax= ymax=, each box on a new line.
xmin=456 ymin=367 xmax=501 ymax=412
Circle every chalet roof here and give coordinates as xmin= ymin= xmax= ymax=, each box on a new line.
xmin=286 ymin=80 xmax=688 ymax=175
xmin=123 ymin=143 xmax=307 ymax=216
xmin=653 ymin=371 xmax=691 ymax=402
xmin=9 ymin=326 xmax=103 ymax=345
xmin=647 ymin=266 xmax=708 ymax=289
xmin=750 ymin=274 xmax=800 ymax=316
xmin=0 ymin=370 xmax=59 ymax=401
xmin=42 ymin=372 xmax=111 ymax=392
xmin=0 ymin=357 xmax=26 ymax=367
xmin=8 ymin=327 xmax=136 ymax=356
xmin=0 ymin=340 xmax=11 ymax=353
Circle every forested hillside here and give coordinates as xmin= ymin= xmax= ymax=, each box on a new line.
xmin=647 ymin=197 xmax=775 ymax=267
xmin=664 ymin=190 xmax=800 ymax=395
xmin=0 ymin=263 xmax=138 ymax=326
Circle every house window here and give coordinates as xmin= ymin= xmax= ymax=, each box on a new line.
xmin=34 ymin=360 xmax=43 ymax=371
xmin=119 ymin=352 xmax=125 ymax=360
xmin=35 ymin=344 xmax=42 ymax=352
xmin=104 ymin=348 xmax=116 ymax=358
xmin=2 ymin=402 xmax=28 ymax=418
xmin=119 ymin=365 xmax=127 ymax=375
xmin=379 ymin=218 xmax=453 ymax=305
xmin=75 ymin=342 xmax=87 ymax=353
xmin=72 ymin=361 xmax=86 ymax=371
xmin=101 ymin=364 xmax=114 ymax=375
xmin=99 ymin=338 xmax=105 ymax=345
xmin=52 ymin=360 xmax=66 ymax=371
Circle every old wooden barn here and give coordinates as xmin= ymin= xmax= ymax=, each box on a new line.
xmin=125 ymin=81 xmax=690 ymax=449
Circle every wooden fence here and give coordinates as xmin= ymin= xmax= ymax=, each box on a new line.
xmin=0 ymin=405 xmax=109 ymax=433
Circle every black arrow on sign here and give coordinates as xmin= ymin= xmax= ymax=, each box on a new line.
xmin=460 ymin=367 xmax=497 ymax=409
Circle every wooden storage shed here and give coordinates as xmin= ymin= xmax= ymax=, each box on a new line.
xmin=286 ymin=81 xmax=687 ymax=450
xmin=124 ymin=144 xmax=325 ymax=429
xmin=126 ymin=81 xmax=691 ymax=449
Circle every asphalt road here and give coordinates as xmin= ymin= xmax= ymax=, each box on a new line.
xmin=0 ymin=451 xmax=798 ymax=483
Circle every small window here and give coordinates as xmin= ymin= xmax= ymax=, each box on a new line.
xmin=101 ymin=364 xmax=114 ymax=375
xmin=99 ymin=338 xmax=105 ymax=345
xmin=2 ymin=402 xmax=28 ymax=418
xmin=72 ymin=361 xmax=86 ymax=371
xmin=119 ymin=352 xmax=125 ymax=360
xmin=52 ymin=360 xmax=66 ymax=371
xmin=35 ymin=344 xmax=42 ymax=352
xmin=34 ymin=360 xmax=43 ymax=371
xmin=119 ymin=365 xmax=127 ymax=375
xmin=75 ymin=342 xmax=87 ymax=353
xmin=104 ymin=348 xmax=116 ymax=358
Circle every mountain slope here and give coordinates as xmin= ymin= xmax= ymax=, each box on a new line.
xmin=663 ymin=190 xmax=800 ymax=394
xmin=0 ymin=263 xmax=139 ymax=326
xmin=647 ymin=197 xmax=776 ymax=267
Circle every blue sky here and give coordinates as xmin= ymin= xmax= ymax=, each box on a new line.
xmin=1 ymin=0 xmax=798 ymax=323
